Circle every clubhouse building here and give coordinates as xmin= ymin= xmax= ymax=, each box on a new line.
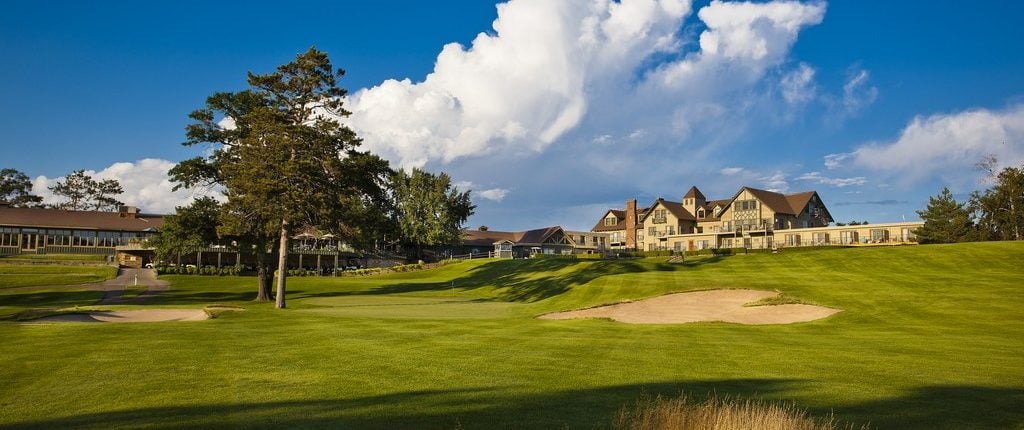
xmin=0 ymin=202 xmax=359 ymax=270
xmin=591 ymin=185 xmax=923 ymax=252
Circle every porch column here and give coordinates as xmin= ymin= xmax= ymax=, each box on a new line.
xmin=197 ymin=251 xmax=202 ymax=267
xmin=217 ymin=252 xmax=222 ymax=269
xmin=316 ymin=254 xmax=322 ymax=276
xmin=333 ymin=254 xmax=339 ymax=277
xmin=298 ymin=253 xmax=303 ymax=269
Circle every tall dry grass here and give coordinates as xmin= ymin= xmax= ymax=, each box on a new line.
xmin=613 ymin=394 xmax=866 ymax=430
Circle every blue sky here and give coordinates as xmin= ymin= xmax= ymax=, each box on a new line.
xmin=2 ymin=0 xmax=1023 ymax=231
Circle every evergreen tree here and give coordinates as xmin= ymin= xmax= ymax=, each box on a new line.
xmin=916 ymin=187 xmax=974 ymax=244
xmin=0 ymin=168 xmax=42 ymax=207
xmin=174 ymin=47 xmax=392 ymax=308
xmin=48 ymin=170 xmax=124 ymax=211
xmin=392 ymin=168 xmax=475 ymax=260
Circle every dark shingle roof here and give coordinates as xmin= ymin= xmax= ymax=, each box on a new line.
xmin=683 ymin=186 xmax=706 ymax=200
xmin=640 ymin=199 xmax=694 ymax=222
xmin=591 ymin=209 xmax=626 ymax=232
xmin=462 ymin=226 xmax=566 ymax=246
xmin=0 ymin=207 xmax=165 ymax=232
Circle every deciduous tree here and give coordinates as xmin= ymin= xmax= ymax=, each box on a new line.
xmin=148 ymin=197 xmax=221 ymax=263
xmin=0 ymin=168 xmax=42 ymax=207
xmin=392 ymin=168 xmax=475 ymax=260
xmin=971 ymin=159 xmax=1023 ymax=241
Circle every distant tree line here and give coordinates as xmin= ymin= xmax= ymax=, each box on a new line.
xmin=916 ymin=156 xmax=1023 ymax=244
xmin=1 ymin=168 xmax=123 ymax=211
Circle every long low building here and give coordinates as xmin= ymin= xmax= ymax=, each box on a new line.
xmin=0 ymin=204 xmax=162 ymax=264
xmin=0 ymin=203 xmax=359 ymax=270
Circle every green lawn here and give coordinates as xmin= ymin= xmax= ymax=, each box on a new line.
xmin=0 ymin=242 xmax=1022 ymax=429
xmin=0 ymin=265 xmax=117 ymax=289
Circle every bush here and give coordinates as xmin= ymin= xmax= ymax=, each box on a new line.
xmin=683 ymin=248 xmax=736 ymax=257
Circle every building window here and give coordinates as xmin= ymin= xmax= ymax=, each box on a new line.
xmin=786 ymin=234 xmax=801 ymax=247
xmin=870 ymin=229 xmax=889 ymax=242
xmin=648 ymin=243 xmax=655 ymax=251
xmin=667 ymin=226 xmax=675 ymax=235
xmin=604 ymin=217 xmax=617 ymax=226
xmin=736 ymin=200 xmax=758 ymax=211
xmin=72 ymin=230 xmax=96 ymax=247
xmin=637 ymin=231 xmax=644 ymax=242
xmin=673 ymin=241 xmax=682 ymax=251
xmin=0 ymin=227 xmax=18 ymax=247
xmin=812 ymin=232 xmax=829 ymax=245
xmin=713 ymin=206 xmax=721 ymax=217
xmin=696 ymin=208 xmax=705 ymax=218
xmin=840 ymin=231 xmax=858 ymax=245
xmin=697 ymin=240 xmax=708 ymax=250
xmin=653 ymin=209 xmax=667 ymax=223
xmin=649 ymin=226 xmax=656 ymax=235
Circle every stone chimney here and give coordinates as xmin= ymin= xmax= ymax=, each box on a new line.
xmin=625 ymin=199 xmax=637 ymax=250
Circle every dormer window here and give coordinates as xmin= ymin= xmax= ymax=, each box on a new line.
xmin=713 ymin=206 xmax=722 ymax=217
xmin=697 ymin=208 xmax=705 ymax=219
xmin=604 ymin=217 xmax=617 ymax=226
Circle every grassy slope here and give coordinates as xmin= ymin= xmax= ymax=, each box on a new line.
xmin=0 ymin=242 xmax=1021 ymax=429
xmin=0 ymin=265 xmax=117 ymax=289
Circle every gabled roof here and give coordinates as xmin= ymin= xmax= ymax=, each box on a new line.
xmin=0 ymin=206 xmax=165 ymax=232
xmin=590 ymin=206 xmax=649 ymax=232
xmin=462 ymin=229 xmax=517 ymax=247
xmin=785 ymin=191 xmax=834 ymax=222
xmin=683 ymin=186 xmax=706 ymax=201
xmin=591 ymin=209 xmax=626 ymax=232
xmin=462 ymin=226 xmax=568 ymax=246
xmin=722 ymin=187 xmax=832 ymax=219
xmin=639 ymin=198 xmax=695 ymax=222
xmin=742 ymin=187 xmax=799 ymax=215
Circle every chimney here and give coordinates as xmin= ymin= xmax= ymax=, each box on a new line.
xmin=625 ymin=199 xmax=637 ymax=250
xmin=119 ymin=206 xmax=139 ymax=218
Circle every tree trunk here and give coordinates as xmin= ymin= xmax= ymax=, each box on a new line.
xmin=255 ymin=246 xmax=272 ymax=302
xmin=275 ymin=219 xmax=290 ymax=309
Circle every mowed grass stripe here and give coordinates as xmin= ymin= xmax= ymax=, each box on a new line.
xmin=0 ymin=242 xmax=1021 ymax=429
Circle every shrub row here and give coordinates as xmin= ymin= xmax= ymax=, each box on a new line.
xmin=158 ymin=266 xmax=243 ymax=276
xmin=530 ymin=253 xmax=604 ymax=260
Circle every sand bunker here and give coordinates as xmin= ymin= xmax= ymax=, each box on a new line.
xmin=539 ymin=289 xmax=840 ymax=325
xmin=32 ymin=309 xmax=209 ymax=323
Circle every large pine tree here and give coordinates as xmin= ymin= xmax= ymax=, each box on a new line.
xmin=916 ymin=187 xmax=974 ymax=244
xmin=173 ymin=48 xmax=391 ymax=308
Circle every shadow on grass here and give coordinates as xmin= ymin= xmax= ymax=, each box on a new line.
xmin=295 ymin=258 xmax=688 ymax=303
xmin=0 ymin=290 xmax=104 ymax=316
xmin=2 ymin=379 xmax=1020 ymax=429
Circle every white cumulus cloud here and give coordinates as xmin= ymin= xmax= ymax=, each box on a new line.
xmin=478 ymin=188 xmax=511 ymax=202
xmin=344 ymin=0 xmax=826 ymax=169
xmin=849 ymin=105 xmax=1024 ymax=186
xmin=32 ymin=159 xmax=219 ymax=214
